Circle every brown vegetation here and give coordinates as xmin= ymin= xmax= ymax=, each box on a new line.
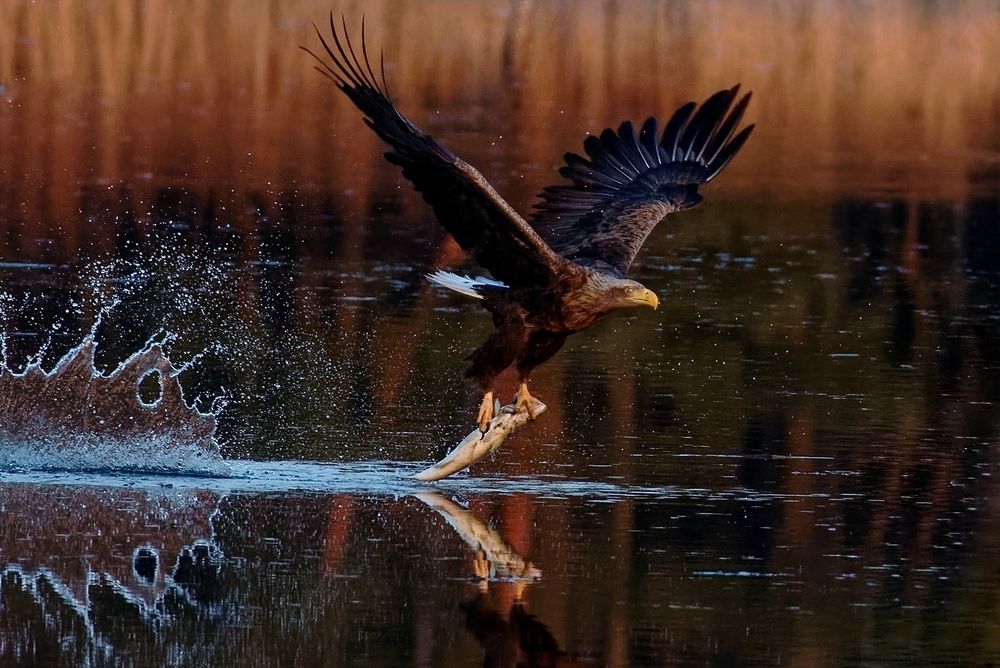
xmin=0 ymin=1 xmax=997 ymax=261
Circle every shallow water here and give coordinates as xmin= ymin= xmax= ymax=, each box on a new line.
xmin=2 ymin=1 xmax=1000 ymax=666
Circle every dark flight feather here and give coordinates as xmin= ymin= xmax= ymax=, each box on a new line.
xmin=531 ymin=87 xmax=754 ymax=272
xmin=302 ymin=14 xmax=574 ymax=291
xmin=307 ymin=16 xmax=752 ymax=289
xmin=638 ymin=117 xmax=660 ymax=163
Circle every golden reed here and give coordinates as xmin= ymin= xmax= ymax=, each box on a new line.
xmin=0 ymin=0 xmax=998 ymax=259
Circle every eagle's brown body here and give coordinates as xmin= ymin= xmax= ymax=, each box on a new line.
xmin=305 ymin=16 xmax=753 ymax=431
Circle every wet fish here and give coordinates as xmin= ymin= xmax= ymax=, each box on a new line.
xmin=413 ymin=399 xmax=546 ymax=481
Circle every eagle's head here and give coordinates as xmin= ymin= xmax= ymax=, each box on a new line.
xmin=611 ymin=279 xmax=659 ymax=310
xmin=574 ymin=273 xmax=660 ymax=319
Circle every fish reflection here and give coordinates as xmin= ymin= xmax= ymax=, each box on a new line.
xmin=415 ymin=491 xmax=541 ymax=584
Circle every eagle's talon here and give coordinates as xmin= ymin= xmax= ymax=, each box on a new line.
xmin=513 ymin=382 xmax=539 ymax=418
xmin=476 ymin=391 xmax=494 ymax=434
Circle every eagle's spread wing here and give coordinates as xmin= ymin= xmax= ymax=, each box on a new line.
xmin=304 ymin=16 xmax=572 ymax=290
xmin=531 ymin=87 xmax=754 ymax=273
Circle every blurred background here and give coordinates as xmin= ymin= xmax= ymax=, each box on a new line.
xmin=1 ymin=0 xmax=997 ymax=264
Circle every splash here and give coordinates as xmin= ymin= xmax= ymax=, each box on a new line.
xmin=0 ymin=330 xmax=229 ymax=476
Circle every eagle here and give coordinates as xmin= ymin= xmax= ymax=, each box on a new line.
xmin=305 ymin=17 xmax=753 ymax=433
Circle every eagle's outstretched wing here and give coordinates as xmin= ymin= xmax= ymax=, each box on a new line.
xmin=531 ymin=87 xmax=754 ymax=273
xmin=303 ymin=16 xmax=573 ymax=290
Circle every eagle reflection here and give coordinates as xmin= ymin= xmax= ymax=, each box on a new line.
xmin=416 ymin=492 xmax=582 ymax=667
xmin=306 ymin=16 xmax=753 ymax=433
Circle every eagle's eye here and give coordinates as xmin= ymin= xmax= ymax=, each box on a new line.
xmin=626 ymin=285 xmax=646 ymax=298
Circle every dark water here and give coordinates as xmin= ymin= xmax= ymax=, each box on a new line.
xmin=2 ymin=1 xmax=1000 ymax=666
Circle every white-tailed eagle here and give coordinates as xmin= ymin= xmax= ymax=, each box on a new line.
xmin=305 ymin=16 xmax=754 ymax=432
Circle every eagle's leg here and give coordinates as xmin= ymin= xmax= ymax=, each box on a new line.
xmin=513 ymin=331 xmax=568 ymax=417
xmin=466 ymin=322 xmax=528 ymax=433
xmin=476 ymin=391 xmax=495 ymax=433
xmin=513 ymin=382 xmax=539 ymax=417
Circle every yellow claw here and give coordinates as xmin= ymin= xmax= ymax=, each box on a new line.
xmin=513 ymin=382 xmax=538 ymax=418
xmin=476 ymin=391 xmax=494 ymax=434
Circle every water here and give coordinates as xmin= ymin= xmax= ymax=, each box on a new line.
xmin=0 ymin=329 xmax=228 ymax=476
xmin=2 ymin=1 xmax=1000 ymax=665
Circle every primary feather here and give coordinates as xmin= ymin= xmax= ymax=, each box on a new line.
xmin=301 ymin=14 xmax=574 ymax=292
xmin=531 ymin=86 xmax=754 ymax=273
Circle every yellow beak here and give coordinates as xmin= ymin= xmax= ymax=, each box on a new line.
xmin=632 ymin=288 xmax=659 ymax=310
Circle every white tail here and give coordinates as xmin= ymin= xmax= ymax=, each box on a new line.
xmin=426 ymin=271 xmax=507 ymax=299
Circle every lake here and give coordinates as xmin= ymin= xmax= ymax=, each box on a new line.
xmin=1 ymin=1 xmax=999 ymax=665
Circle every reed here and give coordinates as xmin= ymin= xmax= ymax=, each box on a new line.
xmin=0 ymin=0 xmax=998 ymax=259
